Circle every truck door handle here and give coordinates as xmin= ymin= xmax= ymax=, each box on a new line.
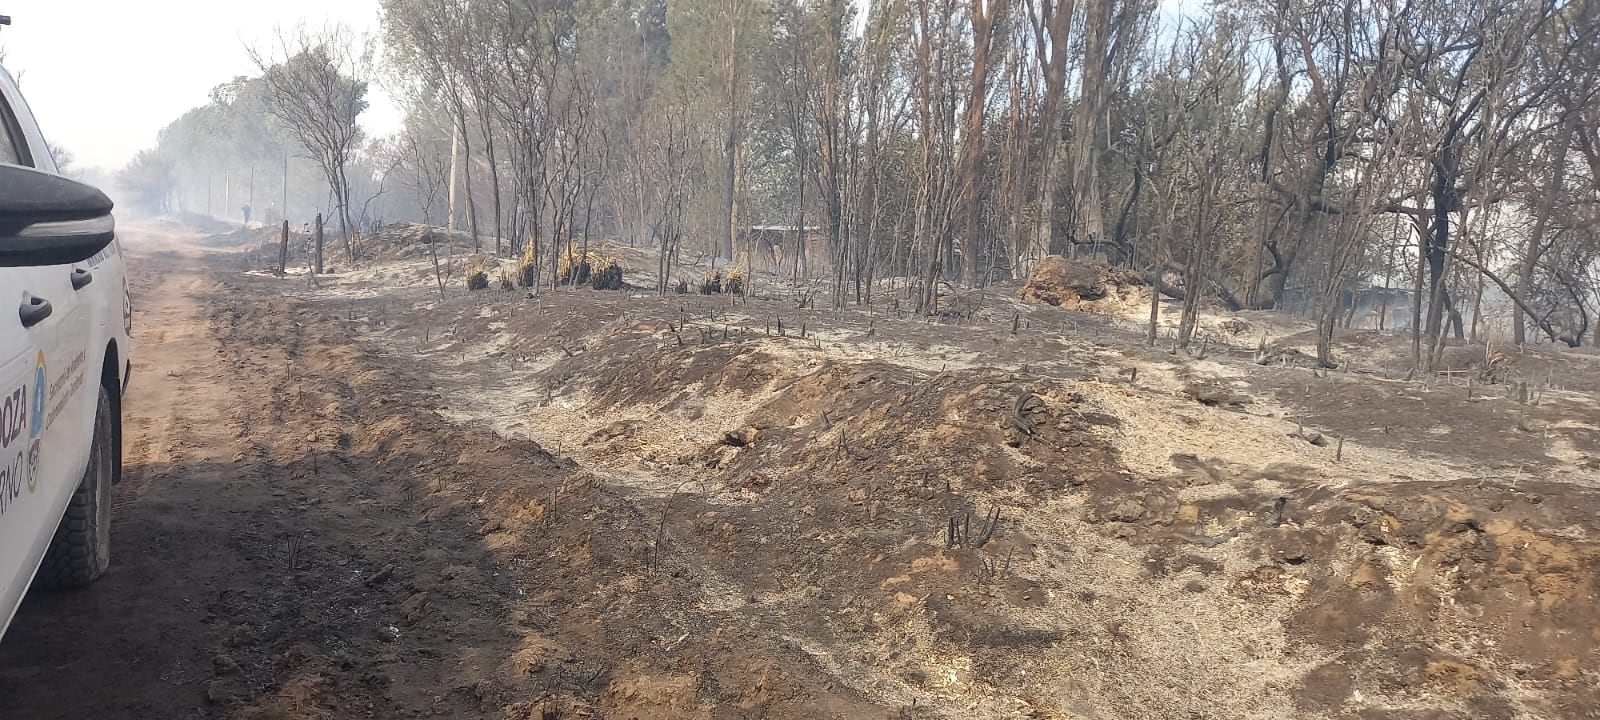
xmin=71 ymin=268 xmax=93 ymax=290
xmin=19 ymin=293 xmax=52 ymax=328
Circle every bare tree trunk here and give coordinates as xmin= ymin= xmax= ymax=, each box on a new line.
xmin=454 ymin=108 xmax=482 ymax=254
xmin=1515 ymin=119 xmax=1571 ymax=345
xmin=954 ymin=0 xmax=1011 ymax=286
xmin=429 ymin=241 xmax=446 ymax=301
xmin=447 ymin=124 xmax=460 ymax=233
xmin=720 ymin=19 xmax=745 ymax=264
xmin=1378 ymin=219 xmax=1398 ymax=331
xmin=469 ymin=81 xmax=505 ymax=258
xmin=1146 ymin=262 xmax=1160 ymax=347
xmin=336 ymin=164 xmax=356 ymax=264
xmin=911 ymin=0 xmax=955 ymax=315
xmin=796 ymin=150 xmax=806 ymax=285
xmin=1001 ymin=31 xmax=1030 ymax=279
xmin=1024 ymin=0 xmax=1076 ymax=277
xmin=1069 ymin=0 xmax=1111 ymax=256
xmin=1470 ymin=206 xmax=1490 ymax=343
xmin=1316 ymin=303 xmax=1338 ymax=368
xmin=1176 ymin=211 xmax=1209 ymax=349
xmin=1427 ymin=247 xmax=1457 ymax=371
xmin=1411 ymin=217 xmax=1426 ymax=368
xmin=1031 ymin=127 xmax=1062 ymax=272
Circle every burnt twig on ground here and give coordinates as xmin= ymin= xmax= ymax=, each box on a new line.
xmin=1266 ymin=496 xmax=1288 ymax=526
xmin=947 ymin=506 xmax=1002 ymax=549
xmin=1011 ymin=391 xmax=1039 ymax=437
xmin=1181 ymin=526 xmax=1242 ymax=547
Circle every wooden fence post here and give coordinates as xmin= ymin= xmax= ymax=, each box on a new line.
xmin=315 ymin=213 xmax=325 ymax=274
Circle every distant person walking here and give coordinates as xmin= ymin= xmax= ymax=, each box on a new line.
xmin=242 ymin=204 xmax=252 ymax=224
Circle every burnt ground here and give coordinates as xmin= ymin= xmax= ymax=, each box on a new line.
xmin=0 ymin=220 xmax=1597 ymax=719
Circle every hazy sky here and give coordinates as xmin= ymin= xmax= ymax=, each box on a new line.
xmin=0 ymin=0 xmax=402 ymax=170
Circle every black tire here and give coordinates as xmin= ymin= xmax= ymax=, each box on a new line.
xmin=36 ymin=386 xmax=114 ymax=590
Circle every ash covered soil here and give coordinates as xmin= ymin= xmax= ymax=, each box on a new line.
xmin=1 ymin=220 xmax=1598 ymax=719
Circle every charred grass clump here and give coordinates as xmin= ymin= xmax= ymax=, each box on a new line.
xmin=556 ymin=242 xmax=626 ymax=290
xmin=696 ymin=267 xmax=747 ymax=296
xmin=518 ymin=242 xmax=540 ymax=288
xmin=699 ymin=268 xmax=723 ymax=295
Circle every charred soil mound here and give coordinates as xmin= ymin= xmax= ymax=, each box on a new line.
xmin=522 ymin=312 xmax=1600 ymax=718
xmin=1021 ymin=255 xmax=1145 ymax=312
xmin=280 ymin=257 xmax=1600 ymax=718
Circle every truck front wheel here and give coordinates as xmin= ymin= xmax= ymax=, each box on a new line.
xmin=36 ymin=386 xmax=114 ymax=590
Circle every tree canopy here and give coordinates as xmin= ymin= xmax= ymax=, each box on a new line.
xmin=121 ymin=0 xmax=1600 ymax=365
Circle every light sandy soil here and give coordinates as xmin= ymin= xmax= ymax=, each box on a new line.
xmin=0 ymin=220 xmax=1596 ymax=719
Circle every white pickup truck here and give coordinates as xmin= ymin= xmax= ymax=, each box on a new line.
xmin=0 ymin=60 xmax=131 ymax=639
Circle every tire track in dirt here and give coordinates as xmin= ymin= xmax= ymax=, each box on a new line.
xmin=116 ymin=264 xmax=231 ymax=509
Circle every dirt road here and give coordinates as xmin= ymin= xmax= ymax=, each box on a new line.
xmin=0 ymin=229 xmax=569 ymax=719
xmin=0 ymin=230 xmax=251 ymax=717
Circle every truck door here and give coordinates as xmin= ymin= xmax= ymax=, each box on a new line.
xmin=0 ymin=265 xmax=77 ymax=625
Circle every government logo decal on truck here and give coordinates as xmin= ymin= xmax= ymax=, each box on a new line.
xmin=0 ymin=351 xmax=45 ymax=516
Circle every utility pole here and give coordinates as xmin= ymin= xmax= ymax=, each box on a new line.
xmin=282 ymin=154 xmax=289 ymax=225
xmin=447 ymin=125 xmax=460 ymax=233
xmin=248 ymin=163 xmax=255 ymax=223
